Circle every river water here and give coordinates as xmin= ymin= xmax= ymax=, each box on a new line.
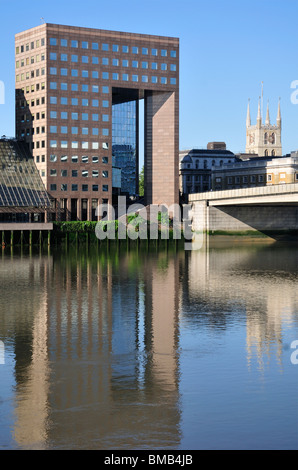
xmin=0 ymin=239 xmax=297 ymax=450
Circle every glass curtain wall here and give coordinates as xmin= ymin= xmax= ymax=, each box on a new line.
xmin=112 ymin=100 xmax=139 ymax=197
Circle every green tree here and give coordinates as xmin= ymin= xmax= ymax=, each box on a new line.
xmin=139 ymin=165 xmax=144 ymax=197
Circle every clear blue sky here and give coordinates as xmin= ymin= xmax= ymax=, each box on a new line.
xmin=0 ymin=0 xmax=297 ymax=155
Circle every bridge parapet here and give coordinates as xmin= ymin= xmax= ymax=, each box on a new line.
xmin=189 ymin=183 xmax=298 ymax=206
xmin=189 ymin=182 xmax=298 ymax=202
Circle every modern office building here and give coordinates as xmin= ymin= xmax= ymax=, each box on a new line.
xmin=15 ymin=23 xmax=179 ymax=220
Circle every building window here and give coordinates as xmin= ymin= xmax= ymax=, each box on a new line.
xmin=267 ymin=174 xmax=272 ymax=182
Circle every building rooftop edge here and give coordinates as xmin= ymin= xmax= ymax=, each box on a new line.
xmin=15 ymin=23 xmax=180 ymax=43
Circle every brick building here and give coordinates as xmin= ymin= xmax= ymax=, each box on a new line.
xmin=15 ymin=23 xmax=179 ymax=220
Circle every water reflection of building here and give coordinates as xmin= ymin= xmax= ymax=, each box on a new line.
xmin=2 ymin=248 xmax=182 ymax=449
xmin=0 ymin=255 xmax=52 ymax=448
xmin=184 ymin=245 xmax=298 ymax=370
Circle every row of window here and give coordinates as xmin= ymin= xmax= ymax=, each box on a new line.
xmin=48 ymin=71 xmax=176 ymax=84
xmin=49 ymin=141 xmax=109 ymax=149
xmin=50 ymin=95 xmax=109 ymax=107
xmin=224 ymin=175 xmax=266 ymax=184
xmin=49 ymin=38 xmax=177 ymax=58
xmin=16 ymin=69 xmax=46 ymax=83
xmin=16 ymin=69 xmax=46 ymax=82
xmin=20 ymin=111 xmax=45 ymax=122
xmin=18 ymin=138 xmax=109 ymax=151
xmin=49 ymin=169 xmax=108 ymax=177
xmin=16 ymin=39 xmax=45 ymax=54
xmin=216 ymin=173 xmax=298 ymax=185
xmin=50 ymin=111 xmax=109 ymax=121
xmin=49 ymin=155 xmax=109 ymax=164
xmin=22 ymin=125 xmax=109 ymax=137
xmin=17 ymin=82 xmax=46 ymax=93
xmin=49 ymin=126 xmax=109 ymax=136
xmin=19 ymin=97 xmax=45 ymax=108
xmin=16 ymin=54 xmax=45 ymax=67
xmin=49 ymin=54 xmax=177 ymax=70
xmin=50 ymin=183 xmax=108 ymax=192
xmin=50 ymin=84 xmax=109 ymax=93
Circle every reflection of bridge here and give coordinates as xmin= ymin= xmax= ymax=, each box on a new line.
xmin=189 ymin=183 xmax=298 ymax=237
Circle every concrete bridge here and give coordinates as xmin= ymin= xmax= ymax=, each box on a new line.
xmin=189 ymin=183 xmax=298 ymax=238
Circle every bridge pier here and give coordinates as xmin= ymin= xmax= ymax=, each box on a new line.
xmin=190 ymin=184 xmax=298 ymax=239
xmin=191 ymin=200 xmax=209 ymax=234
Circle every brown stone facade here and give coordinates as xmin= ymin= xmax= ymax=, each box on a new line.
xmin=15 ymin=23 xmax=179 ymax=220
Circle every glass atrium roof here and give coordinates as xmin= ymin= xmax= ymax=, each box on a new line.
xmin=0 ymin=139 xmax=51 ymax=210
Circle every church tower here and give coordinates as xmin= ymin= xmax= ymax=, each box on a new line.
xmin=245 ymin=98 xmax=282 ymax=156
